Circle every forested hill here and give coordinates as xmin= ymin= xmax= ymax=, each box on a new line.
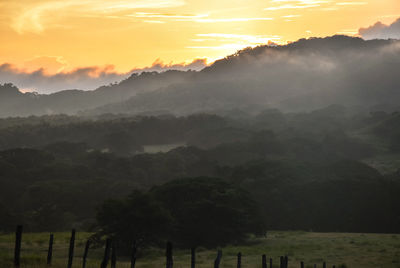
xmin=0 ymin=108 xmax=399 ymax=233
xmin=1 ymin=36 xmax=400 ymax=117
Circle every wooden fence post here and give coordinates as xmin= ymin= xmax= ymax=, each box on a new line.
xmin=47 ymin=234 xmax=54 ymax=265
xmin=280 ymin=256 xmax=283 ymax=268
xmin=214 ymin=250 xmax=222 ymax=268
xmin=237 ymin=252 xmax=242 ymax=268
xmin=323 ymin=262 xmax=326 ymax=268
xmin=166 ymin=241 xmax=173 ymax=268
xmin=14 ymin=225 xmax=22 ymax=268
xmin=270 ymin=258 xmax=273 ymax=268
xmin=110 ymin=243 xmax=116 ymax=268
xmin=262 ymin=254 xmax=267 ymax=268
xmin=285 ymin=256 xmax=288 ymax=268
xmin=67 ymin=229 xmax=76 ymax=268
xmin=301 ymin=261 xmax=304 ymax=268
xmin=130 ymin=241 xmax=137 ymax=268
xmin=100 ymin=238 xmax=112 ymax=268
xmin=191 ymin=247 xmax=196 ymax=268
xmin=82 ymin=240 xmax=90 ymax=268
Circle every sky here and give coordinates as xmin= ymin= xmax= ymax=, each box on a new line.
xmin=0 ymin=0 xmax=399 ymax=92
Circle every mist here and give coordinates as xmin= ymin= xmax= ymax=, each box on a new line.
xmin=1 ymin=35 xmax=400 ymax=117
xmin=0 ymin=58 xmax=207 ymax=94
xmin=359 ymin=17 xmax=400 ymax=40
xmin=91 ymin=35 xmax=400 ymax=115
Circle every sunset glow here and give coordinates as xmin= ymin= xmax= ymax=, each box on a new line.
xmin=0 ymin=0 xmax=399 ymax=74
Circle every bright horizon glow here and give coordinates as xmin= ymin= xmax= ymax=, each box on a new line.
xmin=0 ymin=0 xmax=399 ymax=74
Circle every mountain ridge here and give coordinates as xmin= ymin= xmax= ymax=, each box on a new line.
xmin=1 ymin=35 xmax=400 ymax=117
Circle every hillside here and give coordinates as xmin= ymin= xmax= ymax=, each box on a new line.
xmin=1 ymin=36 xmax=400 ymax=117
xmin=0 ymin=108 xmax=399 ymax=233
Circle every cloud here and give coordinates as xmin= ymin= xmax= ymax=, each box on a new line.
xmin=196 ymin=17 xmax=273 ymax=23
xmin=143 ymin=20 xmax=165 ymax=24
xmin=11 ymin=0 xmax=186 ymax=33
xmin=265 ymin=0 xmax=332 ymax=10
xmin=129 ymin=12 xmax=273 ymax=23
xmin=0 ymin=64 xmax=128 ymax=93
xmin=112 ymin=36 xmax=400 ymax=116
xmin=23 ymin=56 xmax=68 ymax=73
xmin=359 ymin=18 xmax=400 ymax=40
xmin=265 ymin=4 xmax=320 ymax=10
xmin=187 ymin=33 xmax=282 ymax=52
xmin=270 ymin=0 xmax=331 ymax=3
xmin=281 ymin=15 xmax=301 ymax=18
xmin=130 ymin=12 xmax=207 ymax=20
xmin=336 ymin=2 xmax=367 ymax=5
xmin=130 ymin=58 xmax=208 ymax=73
xmin=0 ymin=59 xmax=208 ymax=93
xmin=187 ymin=33 xmax=283 ymax=53
xmin=336 ymin=29 xmax=358 ymax=35
xmin=196 ymin=33 xmax=281 ymax=44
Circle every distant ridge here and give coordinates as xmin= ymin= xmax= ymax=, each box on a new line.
xmin=1 ymin=36 xmax=400 ymax=117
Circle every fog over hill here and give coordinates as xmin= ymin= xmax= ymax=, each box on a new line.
xmin=1 ymin=35 xmax=400 ymax=117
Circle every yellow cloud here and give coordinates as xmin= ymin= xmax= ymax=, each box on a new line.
xmin=196 ymin=33 xmax=281 ymax=44
xmin=129 ymin=13 xmax=273 ymax=23
xmin=336 ymin=2 xmax=368 ymax=5
xmin=23 ymin=55 xmax=68 ymax=73
xmin=265 ymin=4 xmax=320 ymax=10
xmin=196 ymin=17 xmax=273 ymax=23
xmin=130 ymin=12 xmax=207 ymax=19
xmin=11 ymin=0 xmax=186 ymax=34
xmin=281 ymin=14 xmax=302 ymax=18
xmin=143 ymin=20 xmax=166 ymax=24
xmin=2 ymin=0 xmax=399 ymax=74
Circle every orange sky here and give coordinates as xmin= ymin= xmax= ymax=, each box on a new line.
xmin=0 ymin=0 xmax=399 ymax=74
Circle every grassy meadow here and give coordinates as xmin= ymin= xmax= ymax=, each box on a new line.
xmin=0 ymin=231 xmax=400 ymax=268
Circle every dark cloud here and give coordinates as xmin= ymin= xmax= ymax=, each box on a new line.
xmin=359 ymin=18 xmax=400 ymax=40
xmin=0 ymin=59 xmax=207 ymax=94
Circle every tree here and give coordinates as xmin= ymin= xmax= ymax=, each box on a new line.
xmin=151 ymin=177 xmax=265 ymax=248
xmin=96 ymin=177 xmax=265 ymax=250
xmin=96 ymin=191 xmax=172 ymax=249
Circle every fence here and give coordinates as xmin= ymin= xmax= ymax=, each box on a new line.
xmin=11 ymin=225 xmax=337 ymax=268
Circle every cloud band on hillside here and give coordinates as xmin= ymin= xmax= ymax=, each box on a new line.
xmin=359 ymin=18 xmax=400 ymax=40
xmin=0 ymin=59 xmax=207 ymax=94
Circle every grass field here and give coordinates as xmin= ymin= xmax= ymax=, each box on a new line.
xmin=1 ymin=231 xmax=399 ymax=268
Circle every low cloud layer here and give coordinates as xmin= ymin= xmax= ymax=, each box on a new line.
xmin=130 ymin=58 xmax=207 ymax=73
xmin=99 ymin=36 xmax=400 ymax=116
xmin=0 ymin=59 xmax=207 ymax=94
xmin=359 ymin=18 xmax=400 ymax=40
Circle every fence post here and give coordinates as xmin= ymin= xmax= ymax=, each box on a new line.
xmin=262 ymin=254 xmax=267 ymax=268
xmin=82 ymin=240 xmax=90 ymax=268
xmin=100 ymin=238 xmax=112 ymax=268
xmin=301 ymin=261 xmax=304 ymax=268
xmin=214 ymin=250 xmax=222 ymax=268
xmin=130 ymin=241 xmax=137 ymax=268
xmin=14 ymin=225 xmax=22 ymax=268
xmin=67 ymin=229 xmax=76 ymax=268
xmin=285 ymin=256 xmax=288 ymax=268
xmin=191 ymin=247 xmax=196 ymax=268
xmin=111 ymin=243 xmax=116 ymax=268
xmin=47 ymin=234 xmax=54 ymax=265
xmin=323 ymin=262 xmax=326 ymax=268
xmin=166 ymin=241 xmax=173 ymax=268
xmin=237 ymin=252 xmax=242 ymax=268
xmin=270 ymin=258 xmax=273 ymax=268
xmin=280 ymin=256 xmax=283 ymax=268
